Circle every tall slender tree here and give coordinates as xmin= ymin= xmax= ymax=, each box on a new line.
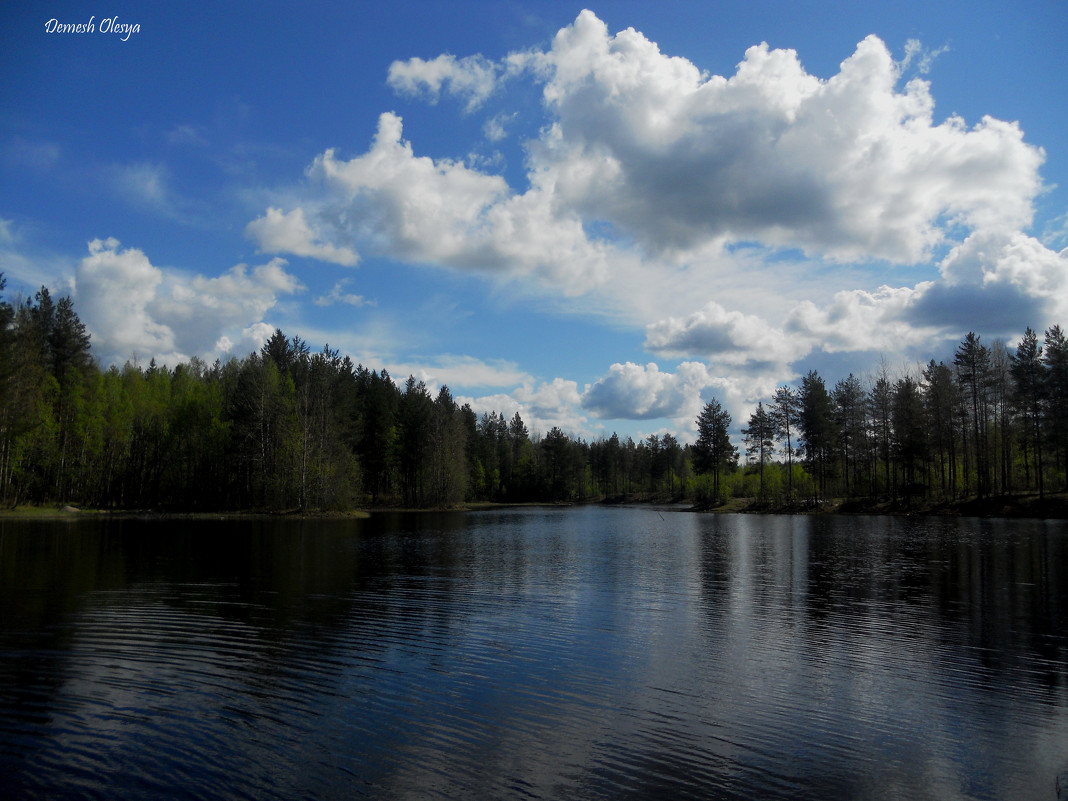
xmin=833 ymin=374 xmax=866 ymax=498
xmin=771 ymin=385 xmax=799 ymax=499
xmin=693 ymin=398 xmax=736 ymax=505
xmin=799 ymin=371 xmax=835 ymax=502
xmin=743 ymin=402 xmax=775 ymax=501
xmin=922 ymin=360 xmax=958 ymax=498
xmin=398 ymin=376 xmax=433 ymax=506
xmin=1044 ymin=326 xmax=1068 ymax=490
xmin=891 ymin=375 xmax=927 ymax=502
xmin=868 ymin=368 xmax=894 ymax=499
xmin=955 ymin=332 xmax=991 ymax=497
xmin=1011 ymin=328 xmax=1045 ymax=496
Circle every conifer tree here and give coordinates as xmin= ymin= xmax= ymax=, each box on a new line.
xmin=693 ymin=398 xmax=736 ymax=504
xmin=1044 ymin=326 xmax=1068 ymax=490
xmin=922 ymin=360 xmax=958 ymax=497
xmin=771 ymin=385 xmax=799 ymax=499
xmin=891 ymin=375 xmax=927 ymax=501
xmin=799 ymin=371 xmax=835 ymax=502
xmin=833 ymin=374 xmax=866 ymax=497
xmin=742 ymin=402 xmax=775 ymax=501
xmin=955 ymin=333 xmax=991 ymax=497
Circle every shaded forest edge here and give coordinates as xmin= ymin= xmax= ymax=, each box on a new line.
xmin=2 ymin=274 xmax=1068 ymax=519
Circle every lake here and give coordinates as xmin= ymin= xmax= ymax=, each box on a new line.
xmin=1 ymin=507 xmax=1066 ymax=800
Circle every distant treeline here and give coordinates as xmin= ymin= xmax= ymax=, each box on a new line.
xmin=732 ymin=323 xmax=1068 ymax=508
xmin=1 ymin=274 xmax=1066 ymax=511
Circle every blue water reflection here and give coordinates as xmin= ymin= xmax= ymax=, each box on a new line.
xmin=1 ymin=508 xmax=1066 ymax=799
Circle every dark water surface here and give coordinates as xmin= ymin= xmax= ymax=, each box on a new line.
xmin=1 ymin=508 xmax=1067 ymax=800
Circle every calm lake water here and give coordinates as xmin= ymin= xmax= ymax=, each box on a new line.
xmin=1 ymin=507 xmax=1066 ymax=800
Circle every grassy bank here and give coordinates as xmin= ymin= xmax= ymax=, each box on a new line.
xmin=733 ymin=492 xmax=1068 ymax=520
xmin=4 ymin=494 xmax=1065 ymax=520
xmin=0 ymin=505 xmax=372 ymax=520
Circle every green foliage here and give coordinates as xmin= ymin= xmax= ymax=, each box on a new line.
xmin=692 ymin=398 xmax=736 ymax=504
xmin=0 ymin=273 xmax=1065 ymax=511
xmin=690 ymin=472 xmax=731 ymax=508
xmin=799 ymin=371 xmax=835 ymax=501
xmin=742 ymin=402 xmax=775 ymax=500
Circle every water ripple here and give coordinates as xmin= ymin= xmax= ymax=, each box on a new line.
xmin=1 ymin=511 xmax=1067 ymax=799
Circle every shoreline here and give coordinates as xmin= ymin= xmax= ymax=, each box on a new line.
xmin=1 ymin=493 xmax=1066 ymax=521
xmin=708 ymin=492 xmax=1068 ymax=520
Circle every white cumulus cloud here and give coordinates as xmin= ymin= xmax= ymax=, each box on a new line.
xmin=246 ymin=10 xmax=1055 ymax=387
xmin=276 ymin=13 xmax=1046 ymax=307
xmin=77 ymin=237 xmax=178 ymax=364
xmin=246 ymin=206 xmax=359 ymax=266
xmin=255 ymin=111 xmax=623 ymax=295
xmin=74 ymin=238 xmax=302 ymax=366
xmin=645 ymin=301 xmax=811 ymax=366
xmin=786 ymin=232 xmax=1068 ymax=352
xmin=581 ymin=360 xmax=781 ymax=437
xmin=461 ymin=376 xmax=589 ymax=438
xmin=514 ymin=12 xmax=1044 ymax=263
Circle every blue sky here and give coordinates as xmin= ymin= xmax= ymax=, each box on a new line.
xmin=2 ymin=1 xmax=1067 ymax=441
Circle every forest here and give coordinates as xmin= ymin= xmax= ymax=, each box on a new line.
xmin=1 ymin=274 xmax=1067 ymax=512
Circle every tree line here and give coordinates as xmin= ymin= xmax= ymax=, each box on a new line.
xmin=0 ymin=277 xmax=692 ymax=510
xmin=1 ymin=275 xmax=1065 ymax=511
xmin=733 ymin=327 xmax=1068 ymax=508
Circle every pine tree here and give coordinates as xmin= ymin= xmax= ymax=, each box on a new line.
xmin=1008 ymin=331 xmax=1042 ymax=495
xmin=1044 ymin=326 xmax=1068 ymax=490
xmin=430 ymin=385 xmax=467 ymax=506
xmin=955 ymin=333 xmax=991 ymax=497
xmin=742 ymin=402 xmax=775 ymax=501
xmin=868 ymin=369 xmax=894 ymax=499
xmin=398 ymin=376 xmax=433 ymax=506
xmin=771 ymin=386 xmax=799 ymax=499
xmin=833 ymin=374 xmax=866 ymax=498
xmin=799 ymin=371 xmax=835 ymax=503
xmin=891 ymin=375 xmax=927 ymax=502
xmin=922 ymin=360 xmax=958 ymax=498
xmin=693 ymin=398 xmax=736 ymax=505
xmin=49 ymin=296 xmax=95 ymax=501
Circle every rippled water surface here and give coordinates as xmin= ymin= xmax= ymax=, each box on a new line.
xmin=2 ymin=508 xmax=1067 ymax=800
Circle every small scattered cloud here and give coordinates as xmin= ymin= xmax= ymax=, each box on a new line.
xmin=107 ymin=162 xmax=199 ymax=223
xmin=1042 ymin=211 xmax=1068 ymax=250
xmin=483 ymin=112 xmax=517 ymax=142
xmin=785 ymin=230 xmax=1068 ymax=350
xmin=167 ymin=124 xmax=209 ymax=147
xmin=314 ymin=278 xmax=374 ymax=307
xmin=388 ymin=53 xmax=500 ymax=112
xmin=4 ymin=137 xmax=61 ymax=170
xmin=111 ymin=162 xmax=170 ymax=207
xmin=257 ymin=111 xmax=622 ymax=294
xmin=388 ymin=354 xmax=534 ymax=391
xmin=900 ymin=39 xmax=950 ymax=75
